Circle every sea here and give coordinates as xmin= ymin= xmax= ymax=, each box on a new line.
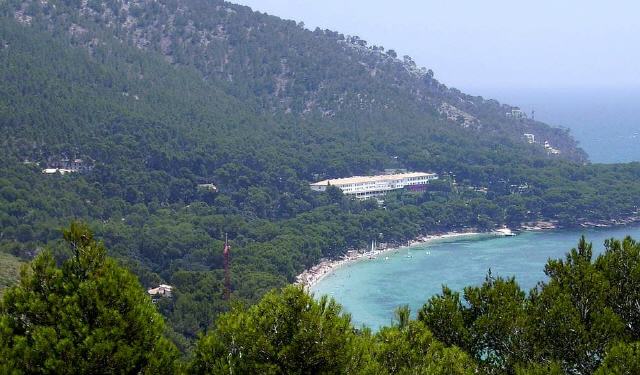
xmin=311 ymin=88 xmax=640 ymax=329
xmin=311 ymin=225 xmax=640 ymax=330
xmin=485 ymin=87 xmax=640 ymax=164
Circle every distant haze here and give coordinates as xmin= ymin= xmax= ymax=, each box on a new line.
xmin=236 ymin=0 xmax=640 ymax=95
xmin=236 ymin=0 xmax=640 ymax=164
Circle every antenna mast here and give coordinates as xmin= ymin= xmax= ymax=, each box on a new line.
xmin=223 ymin=233 xmax=231 ymax=300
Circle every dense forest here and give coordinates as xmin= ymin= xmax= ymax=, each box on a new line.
xmin=2 ymin=224 xmax=640 ymax=374
xmin=1 ymin=0 xmax=640 ymax=351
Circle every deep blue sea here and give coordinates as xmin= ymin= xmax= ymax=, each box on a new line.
xmin=312 ymin=88 xmax=640 ymax=328
xmin=485 ymin=87 xmax=640 ymax=163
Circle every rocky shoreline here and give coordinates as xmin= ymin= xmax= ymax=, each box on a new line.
xmin=521 ymin=214 xmax=640 ymax=231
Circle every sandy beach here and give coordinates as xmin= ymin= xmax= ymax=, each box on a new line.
xmin=295 ymin=229 xmax=514 ymax=288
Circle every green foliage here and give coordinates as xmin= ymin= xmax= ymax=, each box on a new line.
xmin=3 ymin=225 xmax=640 ymax=373
xmin=465 ymin=274 xmax=529 ymax=372
xmin=419 ymin=236 xmax=640 ymax=374
xmin=0 ymin=223 xmax=179 ymax=374
xmin=190 ymin=286 xmax=476 ymax=375
xmin=418 ymin=286 xmax=468 ymax=348
xmin=0 ymin=0 xmax=639 ymax=371
xmin=594 ymin=341 xmax=640 ymax=375
xmin=373 ymin=306 xmax=476 ymax=375
xmin=419 ymin=274 xmax=529 ymax=374
xmin=0 ymin=252 xmax=22 ymax=298
xmin=529 ymin=236 xmax=626 ymax=374
xmin=515 ymin=362 xmax=564 ymax=375
xmin=597 ymin=237 xmax=640 ymax=338
xmin=190 ymin=286 xmax=367 ymax=374
xmin=1 ymin=0 xmax=640 ymax=347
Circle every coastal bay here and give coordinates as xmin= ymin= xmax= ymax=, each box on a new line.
xmin=311 ymin=224 xmax=640 ymax=330
xmin=295 ymin=231 xmax=505 ymax=288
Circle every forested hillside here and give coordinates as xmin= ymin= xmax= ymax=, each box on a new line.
xmin=5 ymin=0 xmax=586 ymax=160
xmin=0 ymin=253 xmax=21 ymax=298
xmin=1 ymin=0 xmax=640 ymax=345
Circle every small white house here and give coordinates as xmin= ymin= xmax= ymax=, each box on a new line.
xmin=42 ymin=168 xmax=76 ymax=175
xmin=523 ymin=133 xmax=535 ymax=144
xmin=197 ymin=183 xmax=218 ymax=192
xmin=506 ymin=109 xmax=527 ymax=120
xmin=148 ymin=284 xmax=173 ymax=298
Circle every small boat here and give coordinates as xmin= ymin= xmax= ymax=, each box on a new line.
xmin=495 ymin=228 xmax=516 ymax=236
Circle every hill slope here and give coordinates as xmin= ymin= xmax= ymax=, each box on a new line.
xmin=1 ymin=0 xmax=640 ymax=343
xmin=5 ymin=0 xmax=585 ymax=161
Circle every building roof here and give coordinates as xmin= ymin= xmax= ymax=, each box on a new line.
xmin=147 ymin=284 xmax=173 ymax=296
xmin=197 ymin=183 xmax=218 ymax=191
xmin=310 ymin=172 xmax=436 ymax=186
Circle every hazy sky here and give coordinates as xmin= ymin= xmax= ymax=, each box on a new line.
xmin=235 ymin=1 xmax=640 ymax=95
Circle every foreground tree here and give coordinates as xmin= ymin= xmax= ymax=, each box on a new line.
xmin=419 ymin=274 xmax=529 ymax=374
xmin=373 ymin=305 xmax=476 ymax=375
xmin=515 ymin=362 xmax=564 ymax=375
xmin=420 ymin=236 xmax=640 ymax=374
xmin=0 ymin=222 xmax=178 ymax=374
xmin=190 ymin=285 xmax=372 ymax=374
xmin=596 ymin=236 xmax=640 ymax=339
xmin=594 ymin=341 xmax=640 ymax=375
xmin=528 ymin=236 xmax=625 ymax=374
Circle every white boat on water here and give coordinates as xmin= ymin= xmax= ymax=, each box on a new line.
xmin=495 ymin=228 xmax=516 ymax=236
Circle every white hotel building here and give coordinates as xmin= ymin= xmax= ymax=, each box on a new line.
xmin=310 ymin=172 xmax=438 ymax=200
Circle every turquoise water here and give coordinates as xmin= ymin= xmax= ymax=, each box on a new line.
xmin=311 ymin=225 xmax=640 ymax=330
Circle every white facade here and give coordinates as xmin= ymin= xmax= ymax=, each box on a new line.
xmin=544 ymin=141 xmax=561 ymax=155
xmin=523 ymin=133 xmax=535 ymax=144
xmin=310 ymin=172 xmax=438 ymax=200
xmin=507 ymin=109 xmax=527 ymax=120
xmin=148 ymin=284 xmax=173 ymax=298
xmin=42 ymin=168 xmax=75 ymax=175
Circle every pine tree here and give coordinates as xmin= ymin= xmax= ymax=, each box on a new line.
xmin=0 ymin=222 xmax=179 ymax=374
xmin=190 ymin=286 xmax=368 ymax=374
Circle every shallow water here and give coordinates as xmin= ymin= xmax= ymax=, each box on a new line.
xmin=311 ymin=225 xmax=640 ymax=330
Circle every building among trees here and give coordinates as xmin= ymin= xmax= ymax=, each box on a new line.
xmin=148 ymin=284 xmax=173 ymax=299
xmin=310 ymin=172 xmax=438 ymax=200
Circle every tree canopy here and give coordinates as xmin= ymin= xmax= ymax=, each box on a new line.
xmin=1 ymin=0 xmax=640 ymax=349
xmin=0 ymin=222 xmax=179 ymax=374
xmin=2 ymin=226 xmax=640 ymax=374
